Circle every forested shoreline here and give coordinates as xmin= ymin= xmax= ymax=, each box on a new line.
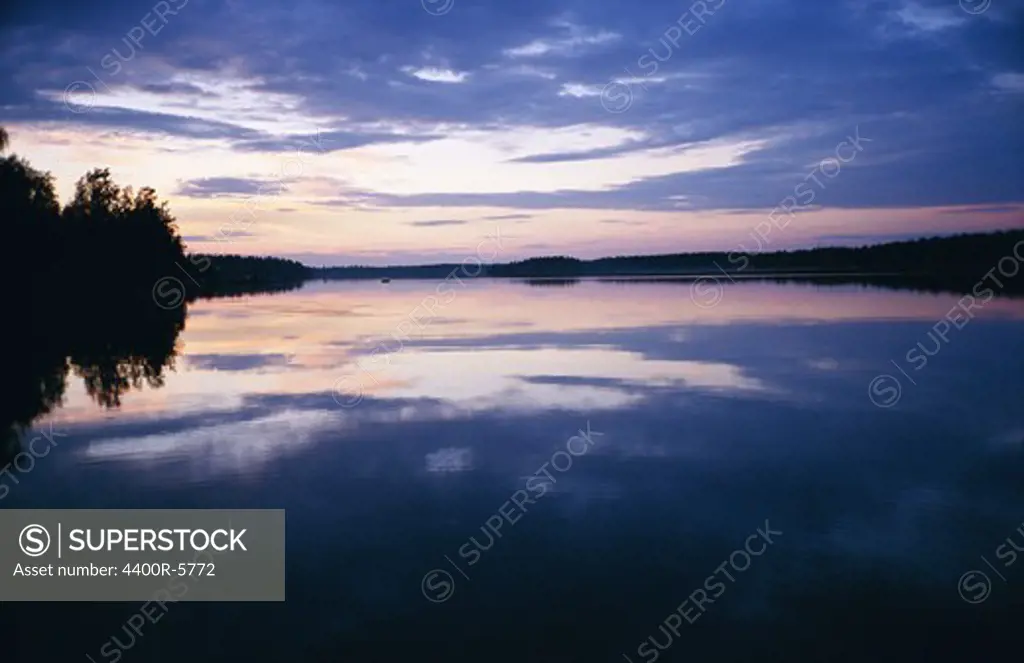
xmin=316 ymin=230 xmax=1024 ymax=296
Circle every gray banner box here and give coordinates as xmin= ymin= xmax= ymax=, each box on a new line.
xmin=1 ymin=510 xmax=285 ymax=601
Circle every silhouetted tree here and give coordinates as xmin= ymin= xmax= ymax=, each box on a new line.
xmin=57 ymin=168 xmax=185 ymax=293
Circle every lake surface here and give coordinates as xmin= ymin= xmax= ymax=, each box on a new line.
xmin=5 ymin=279 xmax=1024 ymax=662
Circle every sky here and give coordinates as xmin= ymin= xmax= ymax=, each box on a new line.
xmin=1 ymin=0 xmax=1022 ymax=266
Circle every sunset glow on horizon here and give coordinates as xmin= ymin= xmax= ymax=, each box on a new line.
xmin=3 ymin=0 xmax=1022 ymax=265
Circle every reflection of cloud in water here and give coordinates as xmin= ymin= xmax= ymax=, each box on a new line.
xmin=47 ymin=278 xmax=1024 ymax=431
xmin=73 ymin=399 xmax=491 ymax=479
xmin=16 ymin=279 xmax=1024 ymax=663
xmin=375 ymin=348 xmax=766 ymax=411
xmin=81 ymin=409 xmax=340 ymax=474
xmin=669 ymin=330 xmax=688 ymax=343
xmin=425 ymin=447 xmax=473 ymax=473
xmin=988 ymin=427 xmax=1024 ymax=451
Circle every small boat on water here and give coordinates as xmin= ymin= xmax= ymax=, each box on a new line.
xmin=381 ymin=278 xmax=391 ymax=283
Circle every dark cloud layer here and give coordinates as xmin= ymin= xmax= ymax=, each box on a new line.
xmin=0 ymin=0 xmax=1021 ymax=214
xmin=176 ymin=177 xmax=288 ymax=198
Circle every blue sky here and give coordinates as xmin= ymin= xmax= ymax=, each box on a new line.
xmin=1 ymin=0 xmax=1022 ymax=265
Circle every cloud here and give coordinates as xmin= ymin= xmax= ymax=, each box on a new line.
xmin=507 ymin=139 xmax=659 ymax=163
xmin=557 ymin=83 xmax=604 ymax=98
xmin=182 ymin=232 xmax=257 ymax=241
xmin=600 ymin=218 xmax=646 ymax=226
xmin=406 ymin=219 xmax=469 ymax=227
xmin=892 ymin=2 xmax=966 ymax=33
xmin=2 ymin=101 xmax=263 ymax=142
xmin=230 ymin=128 xmax=441 ymax=153
xmin=187 ymin=354 xmax=291 ymax=371
xmin=504 ymin=21 xmax=620 ymax=58
xmin=496 ymin=64 xmax=559 ymax=80
xmin=0 ymin=0 xmax=1020 ymax=252
xmin=135 ymin=82 xmax=218 ymax=97
xmin=176 ymin=177 xmax=289 ymax=199
xmin=403 ymin=67 xmax=470 ymax=83
xmin=483 ymin=213 xmax=534 ymax=220
xmin=992 ymin=73 xmax=1024 ymax=94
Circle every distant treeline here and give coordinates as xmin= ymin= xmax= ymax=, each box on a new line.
xmin=178 ymin=253 xmax=309 ymax=296
xmin=314 ymin=230 xmax=1024 ymax=294
xmin=486 ymin=231 xmax=1024 ymax=279
xmin=316 ymin=263 xmax=478 ymax=280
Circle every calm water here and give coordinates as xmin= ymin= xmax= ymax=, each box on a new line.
xmin=6 ymin=279 xmax=1024 ymax=662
